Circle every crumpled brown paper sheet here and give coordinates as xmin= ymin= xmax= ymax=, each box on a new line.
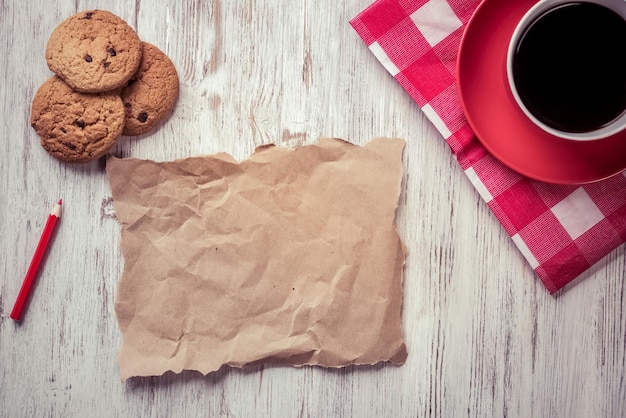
xmin=106 ymin=137 xmax=407 ymax=380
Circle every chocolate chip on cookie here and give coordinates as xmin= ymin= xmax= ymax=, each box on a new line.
xmin=120 ymin=42 xmax=179 ymax=136
xmin=45 ymin=10 xmax=142 ymax=93
xmin=31 ymin=76 xmax=125 ymax=163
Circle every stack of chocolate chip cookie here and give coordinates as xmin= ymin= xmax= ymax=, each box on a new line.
xmin=31 ymin=10 xmax=179 ymax=163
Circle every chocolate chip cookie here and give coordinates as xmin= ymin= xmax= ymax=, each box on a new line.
xmin=31 ymin=75 xmax=125 ymax=163
xmin=120 ymin=42 xmax=179 ymax=136
xmin=45 ymin=10 xmax=142 ymax=93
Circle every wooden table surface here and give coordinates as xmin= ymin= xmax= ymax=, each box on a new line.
xmin=1 ymin=1 xmax=625 ymax=417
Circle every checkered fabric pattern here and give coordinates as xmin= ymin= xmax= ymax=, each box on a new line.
xmin=350 ymin=0 xmax=626 ymax=293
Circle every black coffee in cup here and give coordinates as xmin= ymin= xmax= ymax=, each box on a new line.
xmin=512 ymin=2 xmax=626 ymax=133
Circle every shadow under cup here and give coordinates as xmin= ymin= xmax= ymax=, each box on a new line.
xmin=507 ymin=0 xmax=626 ymax=141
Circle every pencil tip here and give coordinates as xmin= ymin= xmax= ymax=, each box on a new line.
xmin=58 ymin=199 xmax=62 ymax=205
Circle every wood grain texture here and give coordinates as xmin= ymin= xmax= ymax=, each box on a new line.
xmin=0 ymin=1 xmax=624 ymax=417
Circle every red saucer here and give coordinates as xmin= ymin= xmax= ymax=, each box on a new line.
xmin=457 ymin=0 xmax=626 ymax=184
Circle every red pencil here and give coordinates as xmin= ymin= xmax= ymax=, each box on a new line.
xmin=10 ymin=199 xmax=62 ymax=321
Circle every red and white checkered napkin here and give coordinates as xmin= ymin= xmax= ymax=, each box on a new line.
xmin=350 ymin=0 xmax=626 ymax=293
